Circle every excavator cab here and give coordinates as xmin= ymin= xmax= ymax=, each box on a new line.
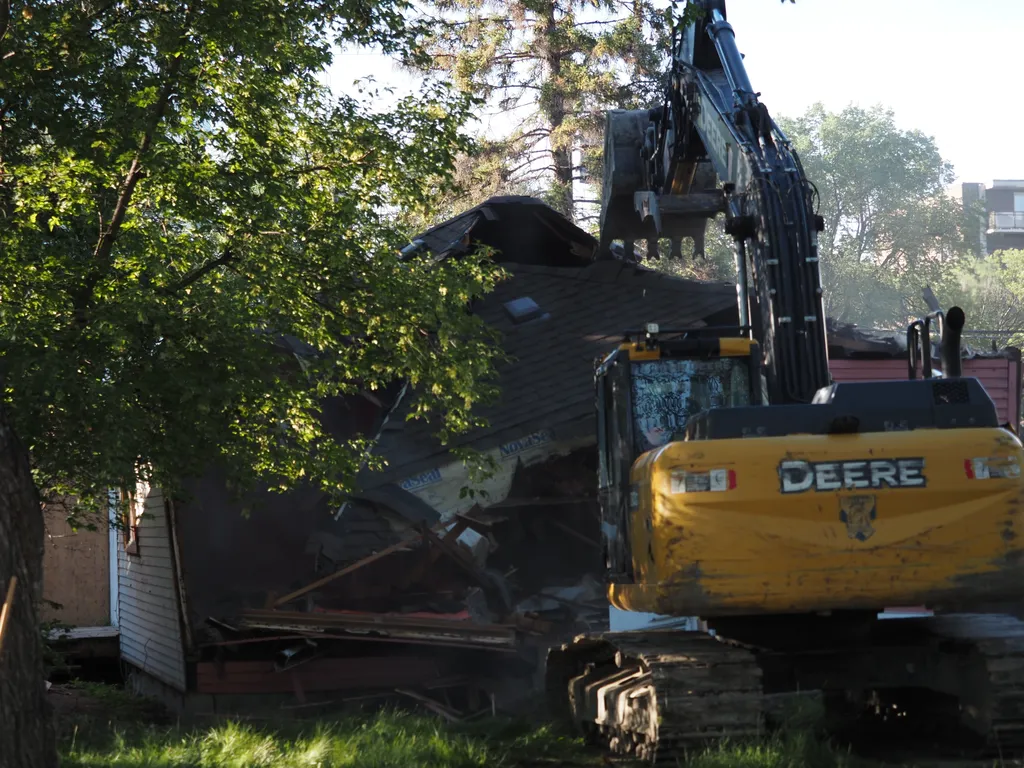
xmin=595 ymin=326 xmax=760 ymax=582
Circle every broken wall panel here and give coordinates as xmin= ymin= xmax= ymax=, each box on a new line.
xmin=167 ymin=388 xmax=396 ymax=641
xmin=393 ymin=428 xmax=593 ymax=525
xmin=174 ymin=471 xmax=336 ymax=631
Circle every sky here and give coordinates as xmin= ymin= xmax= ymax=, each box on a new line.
xmin=324 ymin=0 xmax=1024 ymax=190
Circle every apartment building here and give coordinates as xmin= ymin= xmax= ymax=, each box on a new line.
xmin=963 ymin=179 xmax=1024 ymax=256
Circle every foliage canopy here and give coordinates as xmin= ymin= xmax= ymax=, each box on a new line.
xmin=0 ymin=0 xmax=506 ymax=509
xmin=778 ymin=103 xmax=969 ymax=328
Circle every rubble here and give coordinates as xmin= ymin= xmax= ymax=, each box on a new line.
xmin=237 ymin=608 xmax=519 ymax=651
xmin=186 ymin=493 xmax=602 ymax=718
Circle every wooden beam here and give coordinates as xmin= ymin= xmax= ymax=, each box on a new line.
xmin=0 ymin=576 xmax=17 ymax=659
xmin=549 ymin=518 xmax=602 ymax=549
xmin=396 ymin=688 xmax=465 ymax=722
xmin=273 ymin=533 xmax=426 ymax=608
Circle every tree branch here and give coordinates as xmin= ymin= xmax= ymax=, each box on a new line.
xmin=574 ymin=17 xmax=629 ymax=25
xmin=75 ymin=14 xmax=191 ymax=325
xmin=93 ymin=52 xmax=184 ymax=266
xmin=0 ymin=0 xmax=10 ymax=49
xmin=284 ymin=151 xmax=375 ymax=178
xmin=160 ymin=248 xmax=234 ymax=296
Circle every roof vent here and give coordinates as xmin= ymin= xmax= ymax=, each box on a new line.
xmin=504 ymin=297 xmax=548 ymax=325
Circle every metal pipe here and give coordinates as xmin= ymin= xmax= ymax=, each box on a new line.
xmin=941 ymin=306 xmax=966 ymax=378
xmin=734 ymin=239 xmax=750 ymax=330
xmin=907 ymin=321 xmax=922 ymax=380
xmin=922 ymin=314 xmax=937 ymax=379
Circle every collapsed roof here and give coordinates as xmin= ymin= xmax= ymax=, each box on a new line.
xmin=406 ymin=195 xmax=600 ymax=267
xmin=359 ymin=196 xmax=737 ymax=490
xmin=360 ymin=196 xmax=1023 ymax=492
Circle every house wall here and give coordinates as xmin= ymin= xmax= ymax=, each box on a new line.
xmin=830 ymin=356 xmax=1021 ymax=426
xmin=40 ymin=501 xmax=110 ymax=627
xmin=985 ymin=187 xmax=1019 ymax=213
xmin=986 ymin=229 xmax=1024 ymax=254
xmin=117 ymin=483 xmax=187 ymax=692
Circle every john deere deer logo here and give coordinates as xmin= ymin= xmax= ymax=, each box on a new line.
xmin=839 ymin=495 xmax=877 ymax=542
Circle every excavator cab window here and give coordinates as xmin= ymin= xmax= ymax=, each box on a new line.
xmin=631 ymin=358 xmax=752 ymax=454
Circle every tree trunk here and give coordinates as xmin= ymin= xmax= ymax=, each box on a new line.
xmin=541 ymin=1 xmax=575 ymax=221
xmin=0 ymin=399 xmax=56 ymax=768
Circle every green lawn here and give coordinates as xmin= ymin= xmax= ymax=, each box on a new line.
xmin=51 ymin=682 xmax=918 ymax=768
xmin=55 ymin=682 xmax=599 ymax=768
xmin=60 ymin=713 xmax=590 ymax=768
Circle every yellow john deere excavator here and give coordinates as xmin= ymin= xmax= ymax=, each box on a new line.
xmin=545 ymin=1 xmax=1024 ymax=762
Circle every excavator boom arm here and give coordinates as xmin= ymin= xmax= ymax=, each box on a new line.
xmin=601 ymin=0 xmax=830 ymax=404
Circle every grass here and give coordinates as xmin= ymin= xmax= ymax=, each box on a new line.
xmin=686 ymin=731 xmax=875 ymax=768
xmin=54 ymin=682 xmax=953 ymax=768
xmin=56 ymin=682 xmax=596 ymax=768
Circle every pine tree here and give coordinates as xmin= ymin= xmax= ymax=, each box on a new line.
xmin=406 ymin=0 xmax=674 ymax=223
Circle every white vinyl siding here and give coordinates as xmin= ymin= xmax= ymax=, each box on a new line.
xmin=116 ymin=484 xmax=186 ymax=691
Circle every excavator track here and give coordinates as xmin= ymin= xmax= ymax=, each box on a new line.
xmin=547 ymin=616 xmax=1024 ymax=763
xmin=924 ymin=614 xmax=1024 ymax=757
xmin=545 ymin=629 xmax=764 ymax=763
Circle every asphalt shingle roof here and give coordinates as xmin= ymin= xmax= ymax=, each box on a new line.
xmin=359 ymin=260 xmax=737 ymax=487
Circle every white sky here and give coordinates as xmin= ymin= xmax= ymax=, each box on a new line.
xmin=325 ymin=0 xmax=1024 ymax=189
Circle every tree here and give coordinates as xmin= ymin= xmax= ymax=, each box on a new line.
xmin=0 ymin=2 xmax=505 ymax=764
xmin=933 ymin=249 xmax=1024 ymax=350
xmin=406 ymin=0 xmax=675 ymax=222
xmin=778 ymin=103 xmax=971 ymax=328
xmin=643 ymin=104 xmax=973 ymax=328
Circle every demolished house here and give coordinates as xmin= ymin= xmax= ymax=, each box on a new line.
xmin=107 ymin=196 xmax=739 ymax=715
xmin=103 ymin=196 xmax=1022 ymax=717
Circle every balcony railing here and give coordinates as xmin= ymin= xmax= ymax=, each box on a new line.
xmin=989 ymin=211 xmax=1024 ymax=232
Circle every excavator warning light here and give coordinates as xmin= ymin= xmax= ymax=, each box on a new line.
xmin=670 ymin=468 xmax=737 ymax=494
xmin=646 ymin=323 xmax=660 ymax=335
xmin=964 ymin=457 xmax=1021 ymax=480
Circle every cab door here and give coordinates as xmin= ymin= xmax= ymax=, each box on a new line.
xmin=596 ymin=349 xmax=637 ymax=583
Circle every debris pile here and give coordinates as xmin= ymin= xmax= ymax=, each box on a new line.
xmin=192 ymin=478 xmax=607 ymax=719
